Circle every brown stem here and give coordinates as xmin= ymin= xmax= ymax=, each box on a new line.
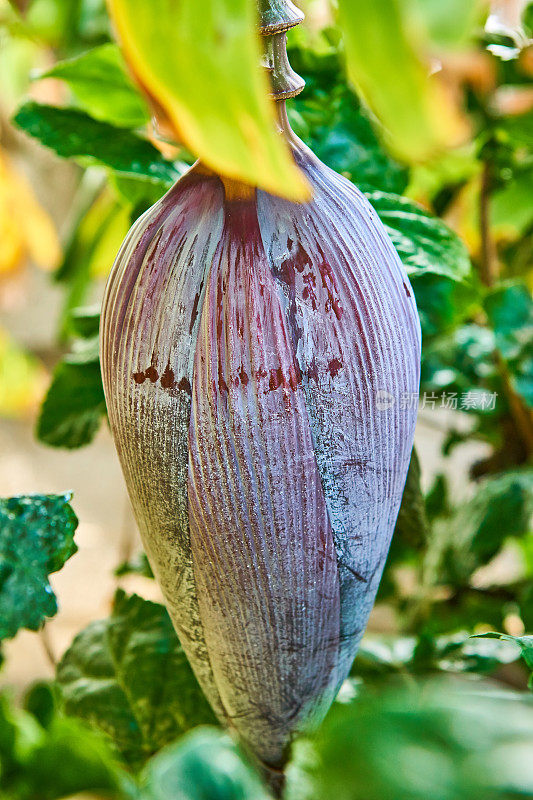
xmin=478 ymin=154 xmax=532 ymax=461
xmin=39 ymin=624 xmax=57 ymax=668
xmin=494 ymin=350 xmax=533 ymax=459
xmin=479 ymin=159 xmax=497 ymax=287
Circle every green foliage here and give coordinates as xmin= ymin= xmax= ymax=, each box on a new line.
xmin=56 ymin=590 xmax=216 ymax=767
xmin=337 ymin=0 xmax=465 ymax=162
xmin=115 ymin=552 xmax=154 ymax=579
xmin=139 ymin=728 xmax=270 ymax=800
xmin=379 ymin=448 xmax=429 ymax=601
xmin=409 ymin=0 xmax=484 ymax=50
xmin=484 ymin=284 xmax=533 ymax=406
xmin=0 ymin=687 xmax=127 ymax=800
xmin=310 ymin=678 xmax=533 ymax=800
xmin=426 ymin=470 xmax=533 ymax=587
xmin=387 ymin=469 xmax=533 ymax=639
xmin=6 ymin=0 xmax=110 ymax=53
xmin=53 ymin=181 xmax=131 ymax=338
xmin=411 ymin=273 xmax=480 ymax=340
xmin=39 ymin=43 xmax=150 ymax=127
xmin=105 ymin=0 xmax=309 ymax=200
xmin=473 ymin=632 xmax=533 ymax=688
xmin=68 ymin=304 xmax=101 ymax=339
xmin=13 ymin=102 xmax=180 ymax=185
xmin=1 ymin=4 xmax=532 ymax=799
xmin=0 ymin=494 xmax=77 ymax=640
xmin=364 ymin=191 xmax=472 ymax=281
xmin=394 ymin=448 xmax=428 ymax=548
xmin=353 ymin=632 xmax=523 ymax=680
xmin=36 ymin=330 xmax=106 ymax=448
xmin=288 ymin=40 xmax=408 ymax=194
xmin=485 ymin=284 xmax=533 ymax=361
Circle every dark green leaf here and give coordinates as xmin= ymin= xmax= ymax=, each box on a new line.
xmin=412 ymin=274 xmax=480 ymax=340
xmin=69 ymin=305 xmax=101 ymax=339
xmin=288 ymin=48 xmax=408 ymax=195
xmin=39 ymin=43 xmax=150 ymax=128
xmin=36 ymin=336 xmax=106 ymax=449
xmin=379 ymin=449 xmax=429 ymax=601
xmin=365 ymin=190 xmax=472 ymax=281
xmin=13 ymin=102 xmax=180 ymax=185
xmin=23 ymin=681 xmax=56 ymax=729
xmin=140 ymin=728 xmax=270 ymax=800
xmin=115 ymin=552 xmax=154 ymax=579
xmin=462 ymin=470 xmax=533 ymax=560
xmin=353 ymin=632 xmax=522 ymax=679
xmin=0 ymin=493 xmax=77 ymax=640
xmin=425 ymin=474 xmax=450 ymax=521
xmin=427 ymin=469 xmax=533 ymax=585
xmin=501 ymin=110 xmax=533 ymax=150
xmin=26 ymin=717 xmax=128 ymax=799
xmin=57 ymin=590 xmax=216 ymax=767
xmin=420 ymin=323 xmax=497 ymax=403
xmin=472 ymin=632 xmax=533 ymax=686
xmin=394 ymin=448 xmax=429 ymax=548
xmin=484 ymin=283 xmax=533 ymax=361
xmin=0 ymin=691 xmax=126 ymax=800
xmin=111 ymin=174 xmax=169 ymax=211
xmin=311 ymin=678 xmax=533 ymax=800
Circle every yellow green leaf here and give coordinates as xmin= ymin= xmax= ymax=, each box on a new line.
xmin=338 ymin=0 xmax=468 ymax=163
xmin=107 ymin=0 xmax=310 ymax=200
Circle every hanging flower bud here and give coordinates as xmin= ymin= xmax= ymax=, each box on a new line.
xmin=100 ymin=1 xmax=420 ymax=780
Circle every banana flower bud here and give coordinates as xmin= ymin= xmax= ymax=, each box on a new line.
xmin=100 ymin=3 xmax=420 ymax=778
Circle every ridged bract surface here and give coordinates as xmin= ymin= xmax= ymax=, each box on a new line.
xmin=100 ymin=139 xmax=421 ymax=768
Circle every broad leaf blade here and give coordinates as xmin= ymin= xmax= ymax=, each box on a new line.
xmin=0 ymin=688 xmax=128 ymax=799
xmin=13 ymin=102 xmax=181 ymax=185
xmin=107 ymin=0 xmax=310 ymax=200
xmin=115 ymin=551 xmax=154 ymax=579
xmin=37 ymin=335 xmax=106 ymax=449
xmin=472 ymin=633 xmax=533 ymax=687
xmin=288 ymin=42 xmax=408 ymax=194
xmin=394 ymin=448 xmax=429 ymax=548
xmin=57 ymin=590 xmax=216 ymax=767
xmin=484 ymin=283 xmax=533 ymax=361
xmin=311 ymin=678 xmax=533 ymax=799
xmin=0 ymin=493 xmax=78 ymax=640
xmin=141 ymin=728 xmax=270 ymax=800
xmin=338 ymin=0 xmax=467 ymax=162
xmin=353 ymin=633 xmax=523 ymax=680
xmin=365 ymin=191 xmax=472 ymax=281
xmin=39 ymin=43 xmax=150 ymax=128
xmin=54 ymin=184 xmax=132 ymax=338
xmin=69 ymin=306 xmax=102 ymax=340
xmin=428 ymin=469 xmax=533 ymax=586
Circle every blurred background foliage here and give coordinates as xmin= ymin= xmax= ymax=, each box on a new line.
xmin=0 ymin=0 xmax=532 ymax=798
